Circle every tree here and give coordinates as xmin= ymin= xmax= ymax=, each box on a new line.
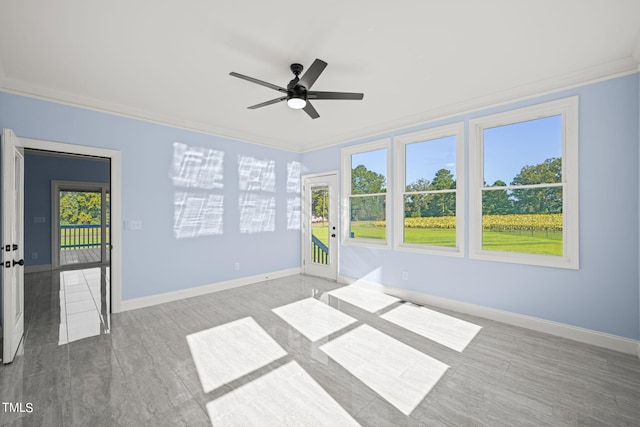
xmin=404 ymin=178 xmax=432 ymax=218
xmin=351 ymin=164 xmax=386 ymax=194
xmin=425 ymin=169 xmax=456 ymax=217
xmin=483 ymin=180 xmax=512 ymax=214
xmin=59 ymin=191 xmax=102 ymax=225
xmin=511 ymin=158 xmax=562 ymax=214
xmin=311 ymin=189 xmax=328 ymax=223
xmin=351 ymin=165 xmax=386 ymax=221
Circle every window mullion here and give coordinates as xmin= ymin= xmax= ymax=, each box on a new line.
xmin=482 ymin=182 xmax=563 ymax=191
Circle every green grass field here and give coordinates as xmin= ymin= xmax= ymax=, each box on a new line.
xmin=481 ymin=230 xmax=561 ymax=255
xmin=313 ymin=222 xmax=562 ymax=256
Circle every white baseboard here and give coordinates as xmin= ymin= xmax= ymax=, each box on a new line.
xmin=121 ymin=267 xmax=302 ymax=312
xmin=338 ymin=275 xmax=640 ymax=358
xmin=25 ymin=264 xmax=52 ymax=273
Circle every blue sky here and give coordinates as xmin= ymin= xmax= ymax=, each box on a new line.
xmin=483 ymin=115 xmax=562 ymax=185
xmin=351 ymin=115 xmax=562 ymax=186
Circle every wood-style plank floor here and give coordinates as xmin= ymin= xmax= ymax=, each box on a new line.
xmin=1 ymin=271 xmax=639 ymax=426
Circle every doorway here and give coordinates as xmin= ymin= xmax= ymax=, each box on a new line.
xmin=302 ymin=172 xmax=338 ymax=280
xmin=52 ymin=181 xmax=111 ymax=268
xmin=19 ymin=136 xmax=121 ymax=311
xmin=2 ymin=131 xmax=121 ymax=365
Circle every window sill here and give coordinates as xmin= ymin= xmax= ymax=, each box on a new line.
xmin=342 ymin=238 xmax=390 ymax=249
xmin=395 ymin=243 xmax=464 ymax=257
xmin=470 ymin=249 xmax=579 ymax=270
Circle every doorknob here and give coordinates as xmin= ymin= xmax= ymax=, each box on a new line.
xmin=12 ymin=259 xmax=24 ymax=267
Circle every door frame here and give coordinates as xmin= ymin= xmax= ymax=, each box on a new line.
xmin=21 ymin=137 xmax=122 ymax=313
xmin=51 ymin=180 xmax=111 ymax=269
xmin=302 ymin=171 xmax=339 ymax=280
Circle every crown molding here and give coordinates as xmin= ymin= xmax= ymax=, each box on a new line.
xmin=0 ymin=78 xmax=303 ymax=153
xmin=299 ymin=56 xmax=640 ymax=152
xmin=1 ymin=55 xmax=637 ymax=154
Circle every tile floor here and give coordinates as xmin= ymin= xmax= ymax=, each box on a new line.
xmin=1 ymin=269 xmax=640 ymax=426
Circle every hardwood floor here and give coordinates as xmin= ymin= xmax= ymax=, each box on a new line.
xmin=1 ymin=271 xmax=639 ymax=426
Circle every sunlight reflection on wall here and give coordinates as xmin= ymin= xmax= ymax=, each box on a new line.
xmin=238 ymin=155 xmax=275 ymax=192
xmin=238 ymin=193 xmax=276 ymax=233
xmin=170 ymin=142 xmax=224 ymax=189
xmin=174 ymin=192 xmax=224 ymax=238
xmin=238 ymin=155 xmax=277 ymax=233
xmin=287 ymin=161 xmax=301 ymax=230
xmin=170 ymin=142 xmax=225 ymax=239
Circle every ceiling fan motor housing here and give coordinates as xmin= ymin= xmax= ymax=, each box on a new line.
xmin=288 ymin=84 xmax=307 ymax=101
xmin=288 ymin=64 xmax=307 ymax=104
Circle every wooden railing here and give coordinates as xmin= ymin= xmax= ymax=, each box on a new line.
xmin=312 ymin=235 xmax=329 ymax=265
xmin=60 ymin=224 xmax=110 ymax=249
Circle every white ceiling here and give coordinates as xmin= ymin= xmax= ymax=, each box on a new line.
xmin=1 ymin=1 xmax=639 ymax=152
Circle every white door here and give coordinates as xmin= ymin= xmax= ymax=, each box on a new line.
xmin=303 ymin=173 xmax=338 ymax=280
xmin=2 ymin=128 xmax=25 ymax=364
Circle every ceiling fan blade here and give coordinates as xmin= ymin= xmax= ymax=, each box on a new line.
xmin=248 ymin=97 xmax=288 ymax=109
xmin=307 ymin=91 xmax=364 ymax=100
xmin=230 ymin=72 xmax=287 ymax=93
xmin=298 ymin=59 xmax=327 ymax=89
xmin=303 ymin=101 xmax=320 ymax=119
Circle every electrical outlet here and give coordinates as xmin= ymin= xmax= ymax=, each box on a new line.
xmin=31 ymin=252 xmax=38 ymax=260
xmin=234 ymin=262 xmax=240 ymax=271
xmin=402 ymin=271 xmax=409 ymax=280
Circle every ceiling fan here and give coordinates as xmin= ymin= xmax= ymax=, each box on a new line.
xmin=229 ymin=59 xmax=364 ymax=119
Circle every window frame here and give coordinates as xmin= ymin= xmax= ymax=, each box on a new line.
xmin=393 ymin=122 xmax=465 ymax=256
xmin=341 ymin=138 xmax=392 ymax=248
xmin=468 ymin=96 xmax=579 ymax=269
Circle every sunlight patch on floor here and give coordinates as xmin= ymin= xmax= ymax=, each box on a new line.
xmin=272 ymin=297 xmax=357 ymax=342
xmin=327 ymin=285 xmax=399 ymax=313
xmin=58 ymin=268 xmax=107 ymax=345
xmin=186 ymin=317 xmax=287 ymax=393
xmin=206 ymin=361 xmax=359 ymax=426
xmin=381 ymin=303 xmax=482 ymax=352
xmin=320 ymin=325 xmax=448 ymax=415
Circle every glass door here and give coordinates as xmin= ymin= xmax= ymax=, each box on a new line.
xmin=54 ymin=182 xmax=110 ymax=268
xmin=303 ymin=173 xmax=338 ymax=280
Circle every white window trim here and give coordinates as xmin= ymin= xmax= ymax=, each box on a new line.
xmin=393 ymin=122 xmax=465 ymax=256
xmin=468 ymin=96 xmax=579 ymax=269
xmin=341 ymin=138 xmax=392 ymax=248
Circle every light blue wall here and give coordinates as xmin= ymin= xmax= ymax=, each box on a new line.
xmin=302 ymin=73 xmax=640 ymax=340
xmin=24 ymin=152 xmax=110 ymax=267
xmin=2 ymin=73 xmax=638 ymax=341
xmin=0 ymin=92 xmax=301 ymax=301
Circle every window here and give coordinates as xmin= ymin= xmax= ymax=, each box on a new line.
xmin=469 ymin=97 xmax=578 ymax=268
xmin=342 ymin=139 xmax=391 ymax=246
xmin=394 ymin=123 xmax=464 ymax=255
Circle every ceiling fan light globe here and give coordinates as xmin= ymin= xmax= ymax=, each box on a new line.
xmin=287 ymin=98 xmax=306 ymax=109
